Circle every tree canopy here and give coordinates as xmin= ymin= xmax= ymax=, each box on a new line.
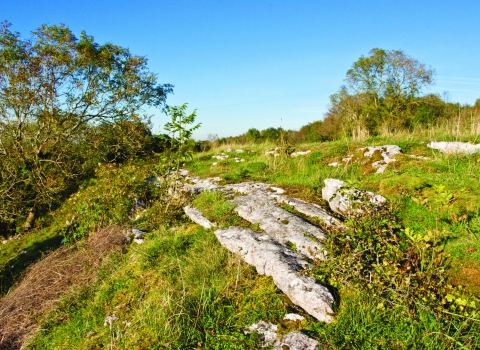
xmin=329 ymin=48 xmax=435 ymax=134
xmin=0 ymin=22 xmax=172 ymax=231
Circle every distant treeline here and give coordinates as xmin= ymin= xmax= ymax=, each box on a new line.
xmin=209 ymin=95 xmax=480 ymax=146
xmin=210 ymin=48 xmax=480 ymax=146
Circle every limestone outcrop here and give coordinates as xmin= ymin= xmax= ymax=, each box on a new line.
xmin=184 ymin=206 xmax=215 ymax=229
xmin=428 ymin=141 xmax=480 ymax=154
xmin=245 ymin=319 xmax=319 ymax=349
xmin=181 ymin=173 xmax=383 ymax=323
xmin=362 ymin=145 xmax=402 ymax=173
xmin=215 ymin=226 xmax=334 ymax=322
xmin=322 ymin=178 xmax=386 ymax=216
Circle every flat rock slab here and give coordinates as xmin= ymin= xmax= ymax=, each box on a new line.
xmin=291 ymin=150 xmax=312 ymax=158
xmin=362 ymin=145 xmax=402 ymax=173
xmin=428 ymin=141 xmax=480 ymax=154
xmin=215 ymin=226 xmax=334 ymax=322
xmin=322 ymin=178 xmax=386 ymax=216
xmin=225 ymin=183 xmax=329 ymax=260
xmin=184 ymin=206 xmax=215 ymax=229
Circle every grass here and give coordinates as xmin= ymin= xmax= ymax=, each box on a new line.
xmin=2 ymin=132 xmax=480 ymax=349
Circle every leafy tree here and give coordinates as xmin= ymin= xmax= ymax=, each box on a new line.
xmin=329 ymin=48 xmax=435 ymax=134
xmin=261 ymin=127 xmax=281 ymax=142
xmin=474 ymin=98 xmax=480 ymax=109
xmin=0 ymin=22 xmax=172 ymax=232
xmin=246 ymin=128 xmax=261 ymax=143
xmin=346 ymin=48 xmax=435 ymax=106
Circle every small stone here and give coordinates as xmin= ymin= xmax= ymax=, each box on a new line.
xmin=104 ymin=314 xmax=118 ymax=327
xmin=184 ymin=206 xmax=215 ymax=229
xmin=276 ymin=331 xmax=319 ymax=350
xmin=132 ymin=228 xmax=145 ymax=238
xmin=283 ymin=313 xmax=305 ymax=322
xmin=409 ymin=154 xmax=430 ymax=160
xmin=291 ymin=150 xmax=312 ymax=158
xmin=245 ymin=321 xmax=279 ymax=346
xmin=86 ymin=330 xmax=97 ymax=338
xmin=212 ymin=154 xmax=229 ymax=160
xmin=269 ymin=186 xmax=285 ymax=194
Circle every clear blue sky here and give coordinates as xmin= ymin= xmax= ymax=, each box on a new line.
xmin=3 ymin=0 xmax=480 ymax=139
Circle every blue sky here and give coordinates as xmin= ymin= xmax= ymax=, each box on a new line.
xmin=3 ymin=0 xmax=480 ymax=139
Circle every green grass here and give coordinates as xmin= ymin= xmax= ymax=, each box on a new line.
xmin=4 ymin=134 xmax=480 ymax=348
xmin=27 ymin=225 xmax=289 ymax=349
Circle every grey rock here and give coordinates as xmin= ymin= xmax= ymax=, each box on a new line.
xmin=427 ymin=141 xmax=480 ymax=154
xmin=291 ymin=150 xmax=311 ymax=158
xmin=273 ymin=195 xmax=342 ymax=228
xmin=276 ymin=332 xmax=319 ymax=350
xmin=132 ymin=228 xmax=145 ymax=238
xmin=104 ymin=314 xmax=118 ymax=327
xmin=245 ymin=321 xmax=279 ymax=346
xmin=215 ymin=226 xmax=334 ymax=322
xmin=283 ymin=313 xmax=305 ymax=322
xmin=409 ymin=154 xmax=430 ymax=160
xmin=322 ymin=178 xmax=386 ymax=216
xmin=125 ymin=228 xmax=146 ymax=244
xmin=266 ymin=148 xmax=280 ymax=156
xmin=184 ymin=177 xmax=222 ymax=194
xmin=212 ymin=154 xmax=229 ymax=160
xmin=184 ymin=206 xmax=215 ymax=229
xmin=226 ymin=183 xmax=326 ymax=260
xmin=363 ymin=145 xmax=401 ymax=173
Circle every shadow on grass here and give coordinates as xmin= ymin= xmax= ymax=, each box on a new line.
xmin=0 ymin=235 xmax=64 ymax=295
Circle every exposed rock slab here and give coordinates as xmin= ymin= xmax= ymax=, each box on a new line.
xmin=225 ymin=183 xmax=326 ymax=260
xmin=184 ymin=176 xmax=222 ymax=194
xmin=428 ymin=141 xmax=480 ymax=154
xmin=322 ymin=178 xmax=386 ymax=216
xmin=215 ymin=226 xmax=334 ymax=322
xmin=277 ymin=331 xmax=319 ymax=350
xmin=183 ymin=206 xmax=215 ymax=229
xmin=291 ymin=150 xmax=311 ymax=158
xmin=265 ymin=148 xmax=280 ymax=157
xmin=273 ymin=195 xmax=342 ymax=228
xmin=212 ymin=154 xmax=229 ymax=160
xmin=362 ymin=145 xmax=402 ymax=173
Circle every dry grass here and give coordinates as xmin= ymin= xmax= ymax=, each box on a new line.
xmin=0 ymin=226 xmax=127 ymax=349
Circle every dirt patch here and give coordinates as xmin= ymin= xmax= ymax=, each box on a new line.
xmin=0 ymin=226 xmax=127 ymax=349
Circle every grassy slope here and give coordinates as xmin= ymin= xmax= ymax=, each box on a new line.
xmin=2 ymin=134 xmax=480 ymax=349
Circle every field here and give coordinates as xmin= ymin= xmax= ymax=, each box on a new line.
xmin=1 ymin=132 xmax=480 ymax=349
